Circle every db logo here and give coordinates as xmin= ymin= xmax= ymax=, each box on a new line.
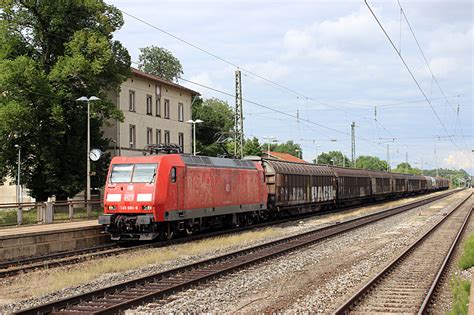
xmin=225 ymin=184 xmax=231 ymax=192
xmin=124 ymin=194 xmax=134 ymax=201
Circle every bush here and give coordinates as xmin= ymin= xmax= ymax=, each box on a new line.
xmin=459 ymin=233 xmax=474 ymax=270
xmin=448 ymin=277 xmax=471 ymax=315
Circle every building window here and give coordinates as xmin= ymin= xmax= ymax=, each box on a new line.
xmin=178 ymin=132 xmax=184 ymax=152
xmin=129 ymin=124 xmax=136 ymax=148
xmin=156 ymin=129 xmax=162 ymax=145
xmin=164 ymin=99 xmax=170 ymax=119
xmin=178 ymin=103 xmax=184 ymax=122
xmin=146 ymin=95 xmax=152 ymax=115
xmin=156 ymin=98 xmax=161 ymax=117
xmin=129 ymin=90 xmax=135 ymax=112
xmin=146 ymin=127 xmax=153 ymax=145
xmin=164 ymin=130 xmax=170 ymax=144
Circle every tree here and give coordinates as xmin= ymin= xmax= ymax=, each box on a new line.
xmin=192 ymin=97 xmax=234 ymax=157
xmin=271 ymin=140 xmax=302 ymax=158
xmin=355 ymin=155 xmax=388 ymax=171
xmin=243 ymin=137 xmax=263 ymax=156
xmin=0 ymin=1 xmax=130 ymax=200
xmin=393 ymin=162 xmax=421 ymax=175
xmin=138 ymin=46 xmax=183 ymax=82
xmin=315 ymin=151 xmax=350 ymax=166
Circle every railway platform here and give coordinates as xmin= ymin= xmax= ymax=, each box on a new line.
xmin=0 ymin=220 xmax=108 ymax=261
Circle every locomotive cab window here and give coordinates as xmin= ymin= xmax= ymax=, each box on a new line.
xmin=109 ymin=164 xmax=157 ymax=183
xmin=110 ymin=164 xmax=133 ymax=183
xmin=132 ymin=164 xmax=157 ymax=183
xmin=170 ymin=167 xmax=177 ymax=183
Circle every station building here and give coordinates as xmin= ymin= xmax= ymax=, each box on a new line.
xmin=104 ymin=68 xmax=200 ymax=156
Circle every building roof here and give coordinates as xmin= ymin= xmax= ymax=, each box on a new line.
xmin=131 ymin=68 xmax=200 ymax=96
xmin=264 ymin=151 xmax=308 ymax=163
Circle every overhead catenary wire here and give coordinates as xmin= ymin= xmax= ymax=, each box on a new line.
xmin=121 ymin=9 xmax=396 ymax=140
xmin=123 ymin=8 xmax=449 ymax=164
xmin=364 ymin=0 xmax=464 ymax=155
xmin=396 ymin=0 xmax=472 ymax=161
xmin=178 ymin=76 xmax=387 ymax=150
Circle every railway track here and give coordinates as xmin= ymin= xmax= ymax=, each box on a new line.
xmin=16 ymin=190 xmax=461 ymax=314
xmin=1 ymin=190 xmax=456 ymax=278
xmin=333 ymin=191 xmax=472 ymax=314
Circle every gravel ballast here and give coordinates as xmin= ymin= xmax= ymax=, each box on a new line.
xmin=0 ymin=190 xmax=462 ymax=313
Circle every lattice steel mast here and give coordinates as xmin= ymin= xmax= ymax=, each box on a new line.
xmin=234 ymin=69 xmax=244 ymax=158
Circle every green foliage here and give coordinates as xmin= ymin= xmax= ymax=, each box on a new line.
xmin=459 ymin=233 xmax=474 ymax=270
xmin=0 ymin=0 xmax=130 ymax=200
xmin=315 ymin=151 xmax=350 ymax=166
xmin=393 ymin=162 xmax=422 ymax=175
xmin=192 ymin=97 xmax=234 ymax=157
xmin=271 ymin=140 xmax=302 ymax=158
xmin=138 ymin=46 xmax=183 ymax=82
xmin=448 ymin=277 xmax=471 ymax=315
xmin=243 ymin=137 xmax=263 ymax=156
xmin=356 ymin=155 xmax=389 ymax=171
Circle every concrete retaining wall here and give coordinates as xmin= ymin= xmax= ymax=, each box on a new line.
xmin=0 ymin=225 xmax=108 ymax=261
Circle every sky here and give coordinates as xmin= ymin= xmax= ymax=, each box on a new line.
xmin=108 ymin=0 xmax=473 ymax=174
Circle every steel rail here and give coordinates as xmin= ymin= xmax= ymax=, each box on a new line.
xmin=333 ymin=191 xmax=472 ymax=315
xmin=1 ymin=190 xmax=455 ymax=278
xmin=418 ymin=204 xmax=473 ymax=314
xmin=15 ymin=190 xmax=458 ymax=315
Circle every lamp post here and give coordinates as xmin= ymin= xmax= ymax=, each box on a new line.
xmin=263 ymin=136 xmax=277 ymax=158
xmin=76 ymin=96 xmax=100 ymax=217
xmin=295 ymin=149 xmax=302 ymax=159
xmin=14 ymin=144 xmax=22 ymax=225
xmin=186 ymin=119 xmax=203 ymax=155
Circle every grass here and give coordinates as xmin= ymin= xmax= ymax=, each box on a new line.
xmin=0 ymin=208 xmax=101 ymax=226
xmin=458 ymin=233 xmax=474 ymax=270
xmin=448 ymin=277 xmax=471 ymax=315
xmin=3 ymin=227 xmax=282 ymax=298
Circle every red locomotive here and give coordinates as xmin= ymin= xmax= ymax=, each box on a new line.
xmin=99 ymin=150 xmax=449 ymax=241
xmin=100 ymin=153 xmax=267 ymax=240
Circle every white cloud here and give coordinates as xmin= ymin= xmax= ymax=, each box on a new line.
xmin=441 ymin=151 xmax=473 ymax=171
xmin=243 ymin=61 xmax=291 ymax=82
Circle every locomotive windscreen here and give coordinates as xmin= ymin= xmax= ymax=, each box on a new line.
xmin=110 ymin=163 xmax=157 ymax=183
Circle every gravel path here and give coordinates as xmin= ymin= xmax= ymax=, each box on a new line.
xmin=0 ymin=190 xmax=456 ymax=313
xmin=126 ymin=191 xmax=469 ymax=314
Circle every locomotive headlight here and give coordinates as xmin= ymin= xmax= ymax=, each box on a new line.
xmin=108 ymin=205 xmax=117 ymax=211
xmin=142 ymin=205 xmax=153 ymax=211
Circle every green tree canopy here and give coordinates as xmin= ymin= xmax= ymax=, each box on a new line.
xmin=315 ymin=151 xmax=350 ymax=166
xmin=138 ymin=46 xmax=183 ymax=82
xmin=243 ymin=137 xmax=263 ymax=156
xmin=0 ymin=0 xmax=130 ymax=200
xmin=192 ymin=97 xmax=234 ymax=157
xmin=355 ymin=155 xmax=389 ymax=171
xmin=393 ymin=162 xmax=420 ymax=174
xmin=270 ymin=140 xmax=302 ymax=158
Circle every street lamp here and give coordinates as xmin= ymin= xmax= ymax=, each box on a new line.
xmin=263 ymin=136 xmax=277 ymax=157
xmin=14 ymin=144 xmax=21 ymax=204
xmin=77 ymin=96 xmax=100 ymax=217
xmin=14 ymin=144 xmax=22 ymax=225
xmin=186 ymin=119 xmax=203 ymax=155
xmin=295 ymin=149 xmax=302 ymax=159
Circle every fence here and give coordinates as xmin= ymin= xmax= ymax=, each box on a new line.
xmin=0 ymin=199 xmax=103 ymax=226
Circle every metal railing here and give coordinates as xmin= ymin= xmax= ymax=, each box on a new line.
xmin=0 ymin=199 xmax=103 ymax=226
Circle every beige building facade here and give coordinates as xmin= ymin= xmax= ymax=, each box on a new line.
xmin=104 ymin=68 xmax=200 ymax=157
